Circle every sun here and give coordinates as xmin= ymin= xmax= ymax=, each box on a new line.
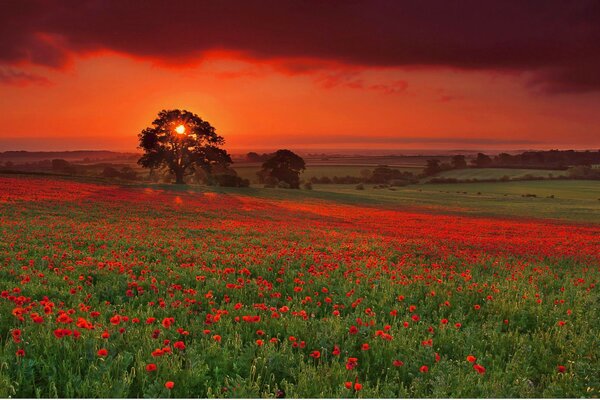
xmin=175 ymin=124 xmax=186 ymax=134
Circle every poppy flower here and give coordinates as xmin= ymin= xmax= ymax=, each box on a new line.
xmin=165 ymin=381 xmax=174 ymax=390
xmin=97 ymin=349 xmax=108 ymax=357
xmin=361 ymin=343 xmax=369 ymax=351
xmin=309 ymin=350 xmax=321 ymax=359
xmin=344 ymin=382 xmax=352 ymax=389
xmin=393 ymin=359 xmax=404 ymax=367
xmin=349 ymin=325 xmax=358 ymax=334
xmin=473 ymin=364 xmax=486 ymax=374
xmin=146 ymin=363 xmax=157 ymax=372
xmin=467 ymin=355 xmax=477 ymax=363
xmin=420 ymin=365 xmax=429 ymax=373
xmin=174 ymin=341 xmax=186 ymax=350
xmin=557 ymin=365 xmax=566 ymax=373
xmin=16 ymin=349 xmax=25 ymax=357
xmin=354 ymin=383 xmax=362 ymax=391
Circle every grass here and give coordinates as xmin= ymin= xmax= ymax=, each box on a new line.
xmin=431 ymin=168 xmax=568 ymax=181
xmin=234 ymin=164 xmax=422 ymax=183
xmin=165 ymin=179 xmax=600 ymax=224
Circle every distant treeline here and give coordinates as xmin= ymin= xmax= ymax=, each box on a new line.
xmin=309 ymin=166 xmax=418 ymax=186
xmin=424 ymin=150 xmax=600 ymax=181
xmin=474 ymin=150 xmax=600 ymax=169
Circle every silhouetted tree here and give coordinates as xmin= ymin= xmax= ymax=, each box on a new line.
xmin=424 ymin=159 xmax=442 ymax=175
xmin=451 ymin=155 xmax=467 ymax=169
xmin=52 ymin=159 xmax=76 ymax=174
xmin=259 ymin=149 xmax=305 ymax=188
xmin=138 ymin=109 xmax=232 ymax=184
xmin=472 ymin=153 xmax=493 ymax=167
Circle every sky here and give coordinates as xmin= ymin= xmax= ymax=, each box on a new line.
xmin=1 ymin=0 xmax=599 ymax=152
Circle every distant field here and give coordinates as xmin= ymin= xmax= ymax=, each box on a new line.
xmin=431 ymin=168 xmax=567 ymax=181
xmin=308 ymin=180 xmax=600 ymax=223
xmin=235 ymin=164 xmax=423 ymax=183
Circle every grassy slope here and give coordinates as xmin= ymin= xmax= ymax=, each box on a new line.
xmin=2 ymin=173 xmax=598 ymax=223
xmin=234 ymin=164 xmax=422 ymax=183
xmin=143 ymin=178 xmax=600 ymax=224
xmin=432 ymin=168 xmax=567 ymax=180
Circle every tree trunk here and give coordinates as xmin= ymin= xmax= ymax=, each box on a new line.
xmin=174 ymin=169 xmax=185 ymax=184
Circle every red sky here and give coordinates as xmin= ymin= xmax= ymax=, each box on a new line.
xmin=1 ymin=1 xmax=599 ymax=152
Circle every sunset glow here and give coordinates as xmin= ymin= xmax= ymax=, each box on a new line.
xmin=0 ymin=1 xmax=599 ymax=151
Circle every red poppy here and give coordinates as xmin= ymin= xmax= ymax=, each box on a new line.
xmin=354 ymin=383 xmax=362 ymax=391
xmin=420 ymin=365 xmax=429 ymax=373
xmin=165 ymin=381 xmax=174 ymax=390
xmin=473 ymin=364 xmax=486 ymax=374
xmin=146 ymin=363 xmax=157 ymax=372
xmin=97 ymin=349 xmax=108 ymax=357
xmin=557 ymin=365 xmax=566 ymax=373
xmin=174 ymin=341 xmax=186 ymax=350
xmin=393 ymin=359 xmax=404 ymax=367
xmin=361 ymin=343 xmax=369 ymax=351
xmin=16 ymin=349 xmax=25 ymax=357
xmin=467 ymin=355 xmax=477 ymax=363
xmin=309 ymin=350 xmax=321 ymax=359
xmin=344 ymin=382 xmax=352 ymax=389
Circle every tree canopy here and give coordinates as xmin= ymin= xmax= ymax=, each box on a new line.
xmin=259 ymin=149 xmax=305 ymax=188
xmin=137 ymin=109 xmax=232 ymax=184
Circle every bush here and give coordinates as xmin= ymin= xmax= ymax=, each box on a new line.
xmin=355 ymin=183 xmax=365 ymax=190
xmin=303 ymin=182 xmax=313 ymax=190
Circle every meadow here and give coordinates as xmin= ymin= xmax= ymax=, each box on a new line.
xmin=0 ymin=174 xmax=598 ymax=398
xmin=429 ymin=168 xmax=568 ymax=181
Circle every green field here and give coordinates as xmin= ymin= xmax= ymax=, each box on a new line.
xmin=430 ymin=168 xmax=568 ymax=181
xmin=131 ymin=178 xmax=600 ymax=224
xmin=307 ymin=180 xmax=600 ymax=223
xmin=234 ymin=164 xmax=423 ymax=183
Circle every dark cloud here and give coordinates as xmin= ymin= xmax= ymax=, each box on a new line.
xmin=1 ymin=0 xmax=599 ymax=92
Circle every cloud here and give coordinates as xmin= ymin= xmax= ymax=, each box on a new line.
xmin=0 ymin=67 xmax=50 ymax=86
xmin=236 ymin=134 xmax=542 ymax=147
xmin=1 ymin=0 xmax=599 ymax=92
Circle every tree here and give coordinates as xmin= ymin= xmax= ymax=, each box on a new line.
xmin=259 ymin=149 xmax=305 ymax=188
xmin=451 ymin=155 xmax=467 ymax=169
xmin=138 ymin=109 xmax=232 ymax=184
xmin=424 ymin=159 xmax=441 ymax=176
xmin=472 ymin=152 xmax=492 ymax=167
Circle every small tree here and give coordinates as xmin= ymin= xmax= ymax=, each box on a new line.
xmin=424 ymin=159 xmax=441 ymax=176
xmin=472 ymin=153 xmax=493 ymax=168
xmin=259 ymin=149 xmax=305 ymax=189
xmin=451 ymin=155 xmax=467 ymax=169
xmin=138 ymin=109 xmax=232 ymax=184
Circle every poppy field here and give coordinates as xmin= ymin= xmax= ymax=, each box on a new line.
xmin=0 ymin=175 xmax=599 ymax=398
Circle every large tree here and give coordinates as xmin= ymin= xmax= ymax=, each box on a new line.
xmin=138 ymin=109 xmax=232 ymax=184
xmin=259 ymin=149 xmax=305 ymax=188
